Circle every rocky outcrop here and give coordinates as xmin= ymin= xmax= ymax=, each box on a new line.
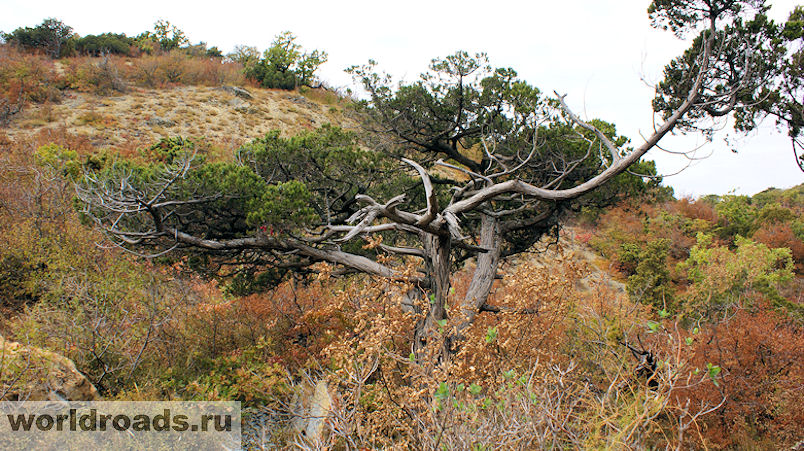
xmin=0 ymin=336 xmax=100 ymax=401
xmin=220 ymin=85 xmax=253 ymax=100
xmin=227 ymin=97 xmax=257 ymax=114
xmin=518 ymin=227 xmax=627 ymax=296
xmin=289 ymin=379 xmax=333 ymax=444
xmin=145 ymin=115 xmax=176 ymax=127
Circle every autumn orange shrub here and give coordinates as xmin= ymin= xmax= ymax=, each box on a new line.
xmin=223 ymin=227 xmax=799 ymax=449
xmin=61 ymin=54 xmax=127 ymax=94
xmin=588 ymin=204 xmax=651 ymax=270
xmin=61 ymin=52 xmax=247 ymax=91
xmin=229 ymin=252 xmax=723 ymax=449
xmin=580 ymin=192 xmax=803 ymax=448
xmin=677 ymin=304 xmax=804 ymax=449
xmin=674 ymin=196 xmax=717 ymax=223
xmin=0 ymin=45 xmax=61 ymax=124
xmin=125 ymin=51 xmax=246 ymax=88
xmin=6 ymin=125 xmax=95 ymax=157
xmin=227 ymin=276 xmax=350 ymax=367
xmin=177 ymin=55 xmax=246 ymax=86
xmin=753 ymin=222 xmax=804 ymax=270
xmin=450 ymin=260 xmax=582 ymax=384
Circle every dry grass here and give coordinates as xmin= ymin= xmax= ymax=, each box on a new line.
xmin=5 ymin=85 xmax=358 ymax=156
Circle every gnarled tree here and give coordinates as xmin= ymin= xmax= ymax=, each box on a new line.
xmin=77 ymin=0 xmax=792 ymax=356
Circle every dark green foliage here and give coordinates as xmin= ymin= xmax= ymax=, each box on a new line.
xmin=225 ymin=267 xmax=291 ymax=296
xmin=651 ymin=2 xmax=804 ymax=170
xmin=744 ymin=7 xmax=804 ymax=137
xmin=142 ymin=136 xmax=199 ymax=165
xmin=75 ymin=33 xmax=133 ymax=56
xmin=249 ymin=65 xmax=296 ymax=90
xmin=183 ymin=42 xmax=223 ymax=58
xmin=149 ymin=19 xmax=188 ymax=51
xmin=624 ymin=239 xmax=673 ymax=309
xmin=755 ymin=202 xmax=795 ymax=225
xmin=245 ymin=32 xmax=327 ymax=89
xmin=246 ymin=180 xmax=317 ymax=230
xmin=2 ymin=18 xmax=75 ymax=58
xmin=0 ymin=255 xmax=44 ymax=308
xmin=80 ymin=126 xmax=396 ymax=285
xmin=236 ymin=124 xmax=392 ymax=226
xmin=205 ymin=46 xmax=223 ymax=58
xmin=752 ymin=187 xmax=784 ymax=208
xmin=653 ymin=11 xmax=783 ymax=136
xmin=648 ymin=0 xmax=766 ymax=36
xmin=741 ymin=6 xmax=804 ymax=169
xmin=714 ymin=195 xmax=755 ymax=239
xmin=351 ymin=51 xmax=661 ymax=256
xmin=134 ymin=19 xmax=189 ymax=54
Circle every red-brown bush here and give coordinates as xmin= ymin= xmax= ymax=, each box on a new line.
xmin=753 ymin=222 xmax=804 ymax=271
xmin=677 ymin=304 xmax=804 ymax=448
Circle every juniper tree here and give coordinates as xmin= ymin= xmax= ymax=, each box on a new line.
xmin=77 ymin=0 xmax=797 ymax=355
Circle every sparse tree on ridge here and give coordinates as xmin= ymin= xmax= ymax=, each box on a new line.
xmin=2 ymin=18 xmax=74 ymax=58
xmin=134 ymin=19 xmax=189 ymax=53
xmin=246 ymin=31 xmax=328 ymax=89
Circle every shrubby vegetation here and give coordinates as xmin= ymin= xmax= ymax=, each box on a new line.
xmin=135 ymin=19 xmax=188 ymax=53
xmin=244 ymin=31 xmax=327 ymax=89
xmin=0 ymin=46 xmax=61 ymax=124
xmin=1 ymin=18 xmax=74 ymax=58
xmin=585 ymin=189 xmax=804 ymax=447
xmin=74 ymin=33 xmax=134 ymax=56
xmin=1 ymin=19 xmax=327 ymax=93
xmin=1 ymin=1 xmax=803 ymax=449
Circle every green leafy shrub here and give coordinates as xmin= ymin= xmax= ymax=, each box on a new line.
xmin=245 ymin=32 xmax=327 ymax=89
xmin=755 ymin=202 xmax=796 ymax=225
xmin=714 ymin=195 xmax=756 ymax=240
xmin=2 ymin=18 xmax=75 ymax=58
xmin=624 ymin=239 xmax=674 ymax=309
xmin=680 ymin=233 xmax=796 ymax=317
xmin=134 ymin=19 xmax=188 ymax=53
xmin=75 ymin=33 xmax=133 ymax=56
xmin=174 ymin=339 xmax=288 ymax=408
xmin=34 ymin=143 xmax=83 ymax=181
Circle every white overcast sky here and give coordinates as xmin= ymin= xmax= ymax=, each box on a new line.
xmin=3 ymin=0 xmax=803 ymax=197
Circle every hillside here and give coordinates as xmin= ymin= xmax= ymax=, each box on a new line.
xmin=2 ymin=30 xmax=804 ymax=449
xmin=8 ymin=84 xmax=354 ymax=151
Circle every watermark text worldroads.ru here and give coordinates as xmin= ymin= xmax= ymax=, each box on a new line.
xmin=0 ymin=401 xmax=240 ymax=450
xmin=6 ymin=408 xmax=231 ymax=432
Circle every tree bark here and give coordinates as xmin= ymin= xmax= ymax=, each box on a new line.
xmin=414 ymin=232 xmax=451 ymax=355
xmin=457 ymin=214 xmax=501 ymax=337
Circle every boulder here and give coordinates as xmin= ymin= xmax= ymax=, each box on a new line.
xmin=0 ymin=336 xmax=100 ymax=401
xmin=289 ymin=379 xmax=333 ymax=444
xmin=227 ymin=97 xmax=257 ymax=114
xmin=220 ymin=85 xmax=254 ymax=100
xmin=146 ymin=116 xmax=175 ymax=127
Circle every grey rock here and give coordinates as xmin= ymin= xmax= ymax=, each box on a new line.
xmin=220 ymin=85 xmax=253 ymax=100
xmin=289 ymin=379 xmax=332 ymax=445
xmin=228 ymin=98 xmax=257 ymax=114
xmin=146 ymin=116 xmax=175 ymax=127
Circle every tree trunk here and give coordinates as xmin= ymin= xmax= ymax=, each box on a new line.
xmin=456 ymin=214 xmax=501 ymax=337
xmin=413 ymin=216 xmax=502 ymax=359
xmin=414 ymin=233 xmax=451 ymax=355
